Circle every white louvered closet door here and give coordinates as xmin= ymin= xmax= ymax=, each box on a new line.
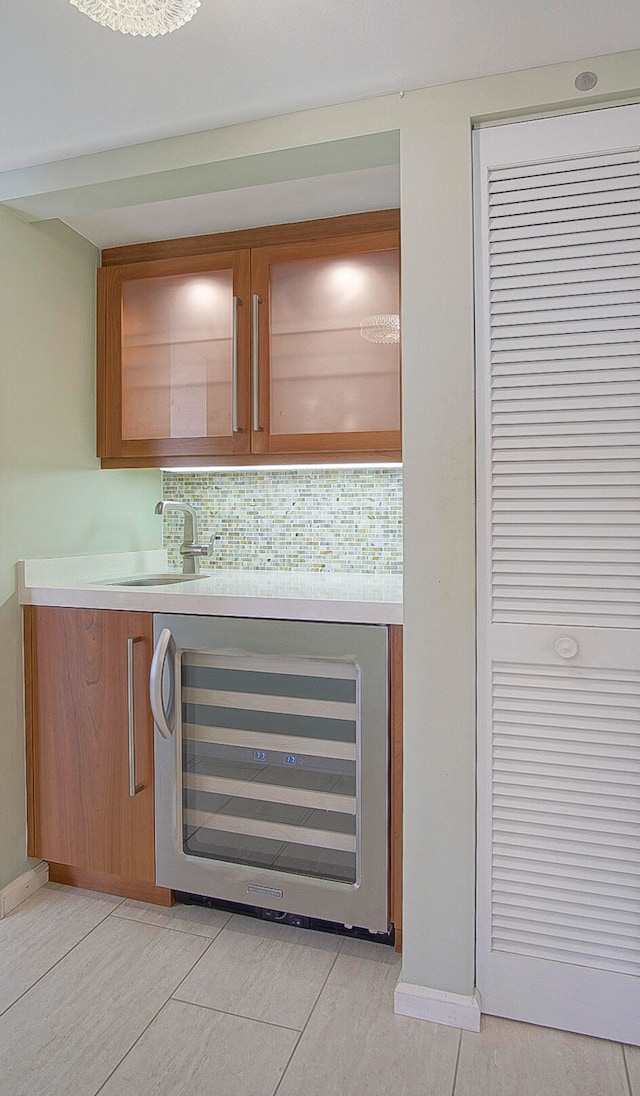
xmin=475 ymin=104 xmax=640 ymax=1044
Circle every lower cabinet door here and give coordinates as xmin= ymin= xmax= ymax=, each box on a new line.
xmin=25 ymin=607 xmax=160 ymax=890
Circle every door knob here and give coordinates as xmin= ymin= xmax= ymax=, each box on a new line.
xmin=554 ymin=637 xmax=578 ymax=659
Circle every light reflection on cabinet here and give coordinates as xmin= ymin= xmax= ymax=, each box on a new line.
xmin=121 ymin=269 xmax=235 ymax=441
xmin=268 ymin=248 xmax=399 ymax=437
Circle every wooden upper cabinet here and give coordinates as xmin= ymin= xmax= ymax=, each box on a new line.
xmin=97 ymin=211 xmax=401 ymax=467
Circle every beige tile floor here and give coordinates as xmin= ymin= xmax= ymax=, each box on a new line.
xmin=0 ymin=882 xmax=636 ymax=1096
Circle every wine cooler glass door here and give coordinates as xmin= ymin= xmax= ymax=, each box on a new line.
xmin=153 ymin=615 xmax=389 ymax=932
xmin=181 ymin=649 xmax=359 ymax=885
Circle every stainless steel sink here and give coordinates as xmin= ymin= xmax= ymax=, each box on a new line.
xmin=105 ymin=573 xmax=208 ymax=587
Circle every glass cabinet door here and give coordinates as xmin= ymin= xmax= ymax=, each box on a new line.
xmin=122 ymin=270 xmax=233 ymax=441
xmin=251 ymin=232 xmax=401 ymax=455
xmin=98 ymin=251 xmax=251 ymax=460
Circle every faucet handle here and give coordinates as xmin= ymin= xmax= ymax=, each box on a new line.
xmin=183 ymin=536 xmax=215 ymax=559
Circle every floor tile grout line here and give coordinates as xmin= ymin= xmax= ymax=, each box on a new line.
xmin=622 ymin=1044 xmax=634 ymax=1096
xmin=270 ymin=1030 xmax=305 ymax=1096
xmin=0 ymin=898 xmax=125 ymax=1019
xmin=104 ymin=895 xmax=128 ymax=912
xmin=169 ymin=996 xmax=305 ymax=1033
xmin=94 ymin=914 xmax=326 ymax=1093
xmin=449 ymin=1027 xmax=463 ymax=1096
xmin=67 ymin=913 xmax=345 ymax=1096
xmin=159 ymin=914 xmax=240 ymax=1002
xmin=92 ymin=934 xmax=218 ymax=1095
xmin=92 ymin=997 xmax=180 ymax=1096
xmin=165 ymin=908 xmax=346 ymax=956
xmin=165 ymin=934 xmax=217 ymax=1000
xmin=271 ymin=938 xmax=344 ymax=1096
xmin=295 ymin=935 xmax=343 ymax=1039
xmin=110 ymin=908 xmax=233 ymax=940
xmin=170 ymin=929 xmax=343 ymax=1037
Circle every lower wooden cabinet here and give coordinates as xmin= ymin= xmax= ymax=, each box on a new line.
xmin=23 ymin=605 xmax=401 ymax=935
xmin=24 ymin=606 xmax=172 ymax=905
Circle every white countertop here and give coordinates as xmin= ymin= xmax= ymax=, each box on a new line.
xmin=19 ymin=551 xmax=403 ymax=625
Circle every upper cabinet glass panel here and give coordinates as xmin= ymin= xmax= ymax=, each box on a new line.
xmin=121 ymin=270 xmax=234 ymax=441
xmin=267 ymin=249 xmax=400 ymax=436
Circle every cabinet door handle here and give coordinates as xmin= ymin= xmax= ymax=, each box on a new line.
xmin=252 ymin=293 xmax=263 ymax=432
xmin=232 ymin=295 xmax=240 ymax=433
xmin=149 ymin=627 xmax=175 ymax=740
xmin=127 ymin=636 xmax=145 ymax=797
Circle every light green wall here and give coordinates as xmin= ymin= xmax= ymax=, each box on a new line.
xmin=0 ymin=210 xmax=160 ymax=890
xmin=1 ymin=46 xmax=638 ymax=998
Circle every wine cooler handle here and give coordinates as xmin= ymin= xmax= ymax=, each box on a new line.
xmin=149 ymin=627 xmax=175 ymax=739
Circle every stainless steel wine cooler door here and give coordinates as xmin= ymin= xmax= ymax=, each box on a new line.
xmin=152 ymin=615 xmax=389 ymax=932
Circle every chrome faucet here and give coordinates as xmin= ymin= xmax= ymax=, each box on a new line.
xmin=155 ymin=501 xmax=214 ymax=574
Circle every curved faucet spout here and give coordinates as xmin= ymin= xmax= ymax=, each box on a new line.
xmin=155 ymin=500 xmax=214 ymax=574
xmin=155 ymin=500 xmax=197 ymax=544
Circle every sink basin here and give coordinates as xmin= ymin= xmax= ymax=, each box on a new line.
xmin=105 ymin=573 xmax=208 ymax=587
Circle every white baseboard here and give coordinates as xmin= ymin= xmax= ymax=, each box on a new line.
xmin=0 ymin=861 xmax=49 ymax=919
xmin=394 ymin=979 xmax=482 ymax=1032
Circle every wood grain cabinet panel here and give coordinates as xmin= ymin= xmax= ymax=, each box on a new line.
xmin=97 ymin=211 xmax=401 ymax=468
xmin=24 ymin=606 xmax=171 ymax=904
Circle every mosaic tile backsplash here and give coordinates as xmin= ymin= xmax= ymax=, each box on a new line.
xmin=161 ymin=468 xmax=402 ymax=573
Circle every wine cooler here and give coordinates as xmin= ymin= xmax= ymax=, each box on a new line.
xmin=150 ymin=614 xmax=389 ymax=932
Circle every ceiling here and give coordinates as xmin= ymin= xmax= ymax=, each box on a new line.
xmin=2 ymin=1 xmax=639 ymax=246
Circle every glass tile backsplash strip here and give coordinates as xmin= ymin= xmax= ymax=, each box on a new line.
xmin=161 ymin=468 xmax=402 ymax=573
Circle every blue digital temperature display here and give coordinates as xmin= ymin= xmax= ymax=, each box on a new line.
xmin=254 ymin=750 xmax=267 ymax=761
xmin=284 ymin=755 xmax=297 ymax=765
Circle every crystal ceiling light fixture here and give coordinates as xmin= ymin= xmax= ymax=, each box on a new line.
xmin=69 ymin=0 xmax=201 ymax=36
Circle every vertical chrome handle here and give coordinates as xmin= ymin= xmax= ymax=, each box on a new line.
xmin=149 ymin=627 xmax=175 ymax=740
xmin=232 ymin=295 xmax=240 ymax=433
xmin=252 ymin=293 xmax=263 ymax=432
xmin=127 ymin=637 xmax=144 ymax=797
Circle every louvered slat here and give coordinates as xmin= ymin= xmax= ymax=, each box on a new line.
xmin=489 ymin=144 xmax=640 ymax=630
xmin=490 ymin=663 xmax=640 ymax=975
